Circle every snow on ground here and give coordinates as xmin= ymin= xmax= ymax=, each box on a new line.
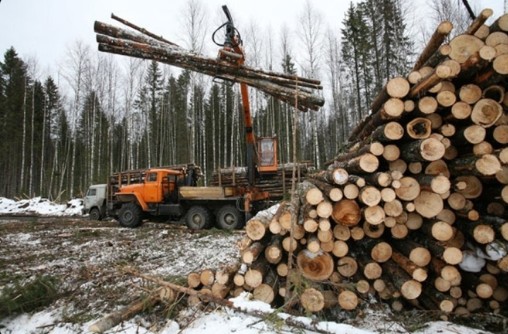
xmin=0 ymin=197 xmax=500 ymax=334
xmin=0 ymin=197 xmax=83 ymax=216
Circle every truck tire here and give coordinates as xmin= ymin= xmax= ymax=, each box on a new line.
xmin=89 ymin=208 xmax=102 ymax=221
xmin=216 ymin=205 xmax=244 ymax=230
xmin=118 ymin=203 xmax=143 ymax=228
xmin=185 ymin=206 xmax=212 ymax=229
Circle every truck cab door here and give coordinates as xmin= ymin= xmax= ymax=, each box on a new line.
xmin=143 ymin=172 xmax=161 ymax=203
xmin=84 ymin=188 xmax=97 ymax=210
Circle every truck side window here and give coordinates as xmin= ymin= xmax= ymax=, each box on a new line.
xmin=87 ymin=188 xmax=97 ymax=197
xmin=147 ymin=172 xmax=157 ymax=182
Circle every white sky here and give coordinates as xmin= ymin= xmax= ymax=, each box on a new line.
xmin=0 ymin=0 xmax=504 ymax=78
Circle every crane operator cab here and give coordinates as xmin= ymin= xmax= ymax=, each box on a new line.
xmin=257 ymin=136 xmax=278 ymax=173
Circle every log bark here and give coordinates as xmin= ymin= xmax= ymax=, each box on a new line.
xmin=331 ymin=153 xmax=379 ymax=174
xmin=242 ymin=242 xmax=265 ymax=264
xmin=412 ymin=21 xmax=453 ymax=71
xmin=94 ymin=21 xmax=323 ymax=111
xmin=382 ymin=260 xmax=422 ymax=300
xmin=465 ymin=8 xmax=493 ymax=35
xmin=246 ymin=209 xmax=274 ymax=241
xmin=215 ymin=263 xmax=241 ymax=285
xmin=308 ymin=168 xmax=349 ymax=185
xmin=264 ymin=236 xmax=283 ymax=264
xmin=400 ymin=138 xmax=445 ymax=162
xmin=89 ymin=290 xmax=162 ymax=333
xmin=391 ymin=251 xmax=428 ymax=283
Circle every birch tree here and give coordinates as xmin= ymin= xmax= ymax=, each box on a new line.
xmin=181 ymin=0 xmax=208 ymax=165
xmin=298 ymin=0 xmax=324 ymax=169
xmin=61 ymin=40 xmax=90 ymax=197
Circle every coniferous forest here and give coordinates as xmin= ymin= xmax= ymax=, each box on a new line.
xmin=0 ymin=0 xmax=474 ymax=200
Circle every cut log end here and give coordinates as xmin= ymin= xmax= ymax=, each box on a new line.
xmin=338 ymin=290 xmax=359 ymax=310
xmin=401 ymin=280 xmax=422 ymax=300
xmin=300 ymin=288 xmax=325 ymax=313
xmin=297 ymin=250 xmax=335 ymax=281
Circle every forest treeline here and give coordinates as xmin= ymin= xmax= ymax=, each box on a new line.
xmin=0 ymin=0 xmax=474 ymax=200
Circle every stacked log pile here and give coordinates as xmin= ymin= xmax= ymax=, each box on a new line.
xmin=210 ymin=163 xmax=314 ymax=200
xmin=93 ymin=14 xmax=324 ymax=112
xmin=186 ymin=11 xmax=508 ymax=317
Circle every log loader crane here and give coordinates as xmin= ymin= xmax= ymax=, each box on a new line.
xmin=83 ymin=6 xmax=279 ymax=229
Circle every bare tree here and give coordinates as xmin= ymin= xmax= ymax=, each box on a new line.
xmin=298 ymin=0 xmax=324 ymax=169
xmin=429 ymin=0 xmax=473 ymax=38
xmin=61 ymin=40 xmax=90 ymax=198
xmin=180 ymin=0 xmax=208 ymax=164
xmin=325 ymin=28 xmax=348 ymax=150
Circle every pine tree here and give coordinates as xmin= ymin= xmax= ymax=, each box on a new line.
xmin=341 ymin=3 xmax=370 ymax=124
xmin=0 ymin=48 xmax=27 ymax=197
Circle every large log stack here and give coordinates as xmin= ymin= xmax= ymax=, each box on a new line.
xmin=186 ymin=11 xmax=508 ymax=317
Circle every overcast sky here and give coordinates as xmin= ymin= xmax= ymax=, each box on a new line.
xmin=0 ymin=0 xmax=504 ymax=78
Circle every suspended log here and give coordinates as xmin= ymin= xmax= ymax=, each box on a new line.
xmin=94 ymin=20 xmax=323 ymax=111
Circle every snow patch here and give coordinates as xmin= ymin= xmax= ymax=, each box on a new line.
xmin=0 ymin=197 xmax=83 ymax=216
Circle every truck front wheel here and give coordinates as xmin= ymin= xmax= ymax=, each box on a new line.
xmin=216 ymin=205 xmax=244 ymax=230
xmin=89 ymin=208 xmax=102 ymax=221
xmin=118 ymin=203 xmax=143 ymax=228
xmin=185 ymin=206 xmax=212 ymax=229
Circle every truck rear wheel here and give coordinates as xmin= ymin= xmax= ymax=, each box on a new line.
xmin=216 ymin=205 xmax=244 ymax=230
xmin=186 ymin=206 xmax=212 ymax=229
xmin=118 ymin=203 xmax=143 ymax=228
xmin=89 ymin=208 xmax=102 ymax=221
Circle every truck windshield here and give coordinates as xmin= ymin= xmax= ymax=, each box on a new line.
xmin=87 ymin=188 xmax=97 ymax=197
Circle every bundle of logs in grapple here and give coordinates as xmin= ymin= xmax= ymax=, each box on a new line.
xmin=185 ymin=10 xmax=508 ymax=316
xmin=93 ymin=14 xmax=324 ymax=112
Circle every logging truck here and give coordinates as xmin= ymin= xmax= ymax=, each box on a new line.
xmin=83 ymin=164 xmax=272 ymax=229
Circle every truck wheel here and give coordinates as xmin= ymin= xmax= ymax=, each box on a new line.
xmin=216 ymin=205 xmax=244 ymax=230
xmin=185 ymin=206 xmax=212 ymax=229
xmin=118 ymin=203 xmax=143 ymax=228
xmin=89 ymin=208 xmax=102 ymax=221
